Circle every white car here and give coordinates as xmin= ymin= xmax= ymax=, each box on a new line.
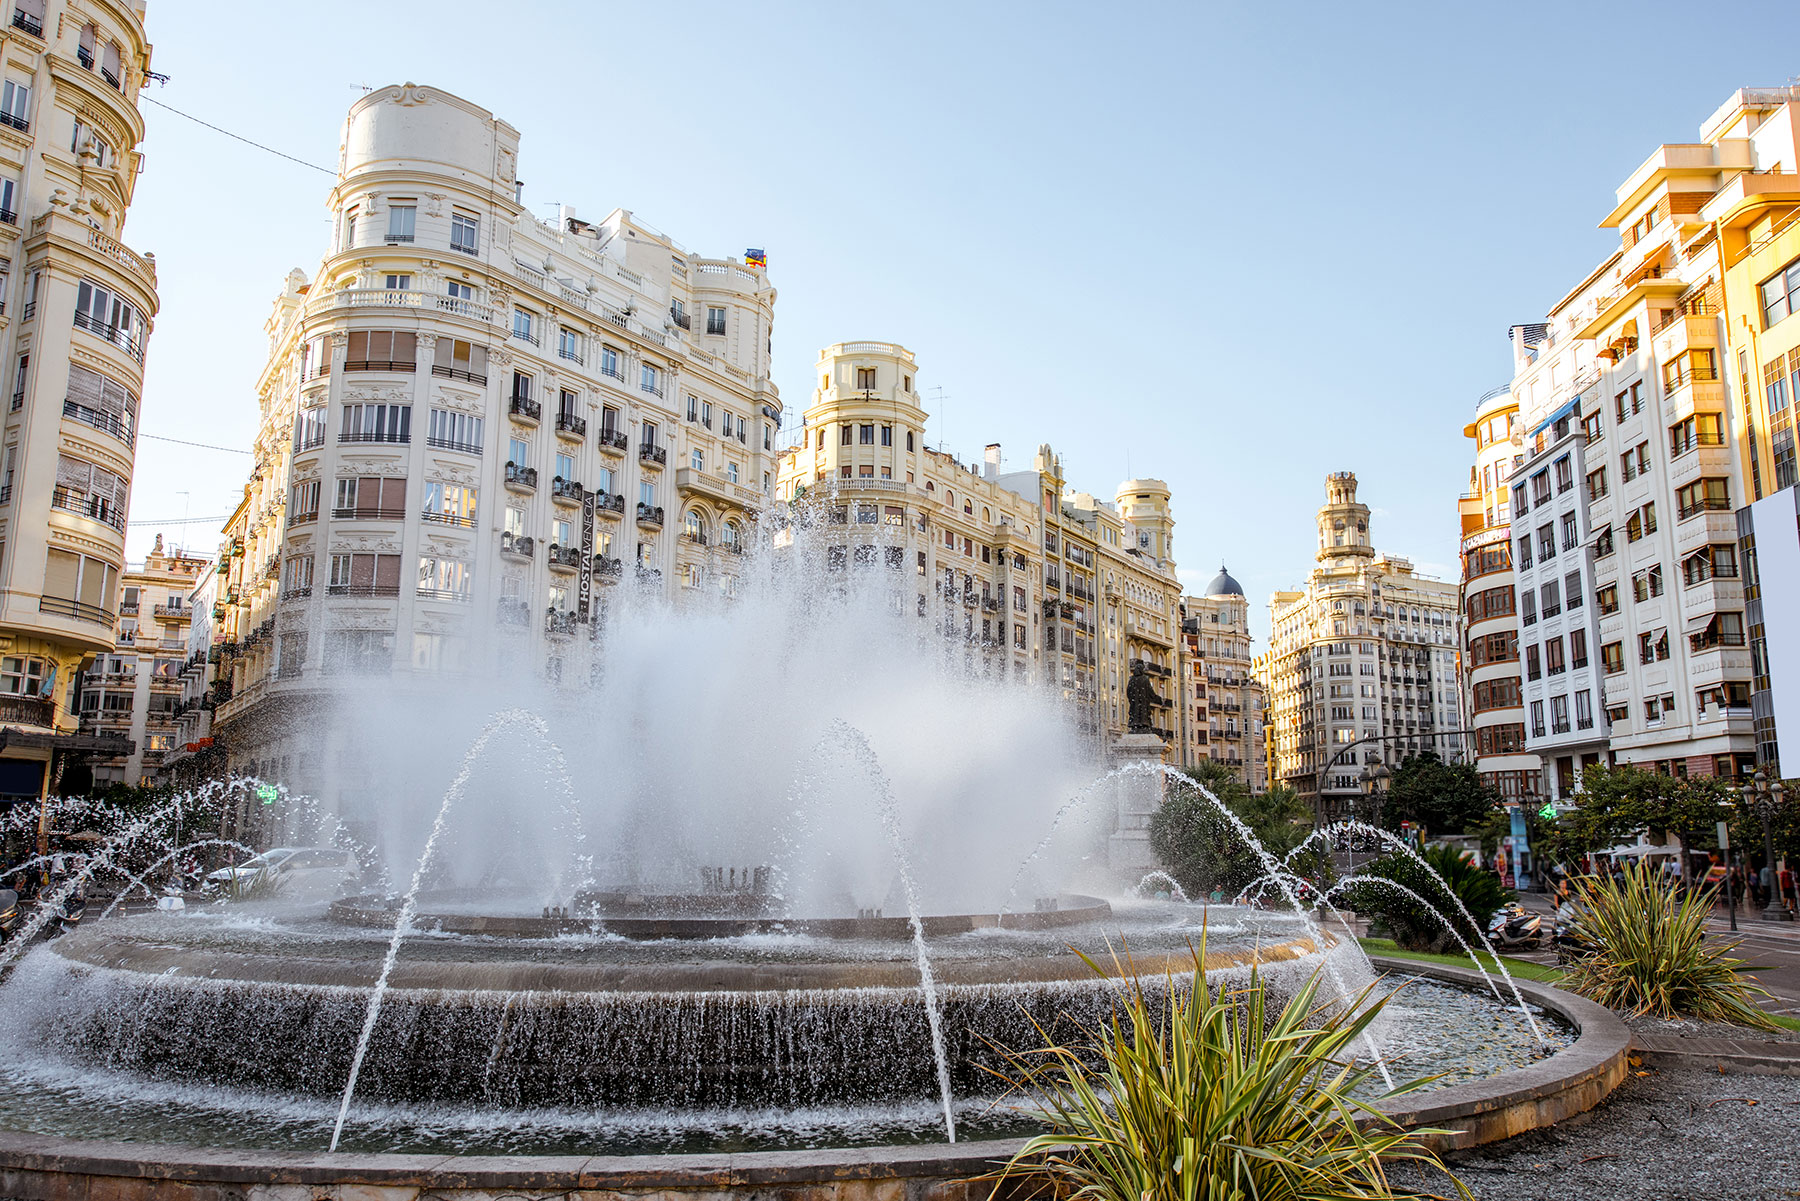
xmin=204 ymin=846 xmax=361 ymax=900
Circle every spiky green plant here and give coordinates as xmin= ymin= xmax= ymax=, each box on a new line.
xmin=225 ymin=863 xmax=288 ymax=903
xmin=988 ymin=941 xmax=1468 ymax=1201
xmin=1560 ymin=862 xmax=1775 ymax=1030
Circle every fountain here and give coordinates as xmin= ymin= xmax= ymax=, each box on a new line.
xmin=0 ymin=518 xmax=1630 ymax=1195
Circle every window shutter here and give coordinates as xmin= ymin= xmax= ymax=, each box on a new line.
xmin=101 ymin=41 xmax=120 ymax=79
xmin=43 ymin=548 xmax=77 ymax=599
xmin=392 ymin=331 xmax=416 ymax=363
xmin=375 ymin=554 xmax=401 ymax=591
xmin=79 ymin=557 xmax=111 ymax=610
xmin=380 ymin=477 xmax=405 ymax=512
xmin=55 ymin=453 xmax=91 ymax=491
xmin=66 ymin=364 xmax=103 ymax=408
xmin=467 ymin=344 xmax=487 ymax=375
xmin=347 ymin=330 xmax=369 ymax=362
xmin=349 ymin=554 xmax=375 ymax=590
xmin=433 ymin=338 xmax=453 ymax=370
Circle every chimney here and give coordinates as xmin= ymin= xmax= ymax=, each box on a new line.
xmin=984 ymin=443 xmax=1001 ymax=481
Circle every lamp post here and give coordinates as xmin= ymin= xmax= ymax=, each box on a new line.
xmin=1352 ymin=764 xmax=1390 ymax=872
xmin=1744 ymin=771 xmax=1792 ymax=923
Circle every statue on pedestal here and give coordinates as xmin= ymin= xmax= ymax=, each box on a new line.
xmin=1127 ymin=661 xmax=1161 ymax=735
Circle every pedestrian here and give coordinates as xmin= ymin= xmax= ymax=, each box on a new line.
xmin=1783 ymin=863 xmax=1797 ymax=914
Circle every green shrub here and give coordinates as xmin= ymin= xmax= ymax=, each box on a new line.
xmin=1347 ymin=843 xmax=1510 ymax=955
xmin=989 ymin=942 xmax=1467 ymax=1201
xmin=1561 ymin=863 xmax=1776 ymax=1030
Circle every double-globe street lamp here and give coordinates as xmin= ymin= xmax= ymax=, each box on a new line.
xmin=1737 ymin=771 xmax=1792 ymax=923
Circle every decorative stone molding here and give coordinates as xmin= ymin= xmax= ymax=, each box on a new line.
xmin=341 ymin=384 xmax=411 ymax=404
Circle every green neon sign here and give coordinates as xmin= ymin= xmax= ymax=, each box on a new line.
xmin=256 ymin=784 xmax=279 ymax=805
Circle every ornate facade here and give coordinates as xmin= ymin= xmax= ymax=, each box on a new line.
xmin=0 ymin=0 xmax=158 ymax=802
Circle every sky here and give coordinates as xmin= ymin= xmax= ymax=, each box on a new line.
xmin=118 ymin=0 xmax=1800 ymax=645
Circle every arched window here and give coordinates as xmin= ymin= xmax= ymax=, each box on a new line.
xmin=682 ymin=508 xmax=707 ymax=545
xmin=722 ymin=520 xmax=741 ymax=552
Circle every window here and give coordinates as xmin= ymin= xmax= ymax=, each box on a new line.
xmin=383 ymin=273 xmax=411 ymax=291
xmin=0 ymin=655 xmax=45 ymax=697
xmin=1595 ymin=583 xmax=1619 ymax=614
xmin=417 ymin=556 xmax=472 ymax=599
xmin=1675 ymin=477 xmax=1730 ymax=519
xmin=1521 ymin=587 xmax=1537 ymax=625
xmin=1564 ymin=570 xmax=1583 ymax=609
xmin=706 ymin=306 xmax=726 ymax=335
xmin=386 ymin=204 xmax=416 ymax=243
xmin=727 ymin=461 xmax=740 ymax=484
xmin=1537 ymin=523 xmax=1556 ymax=562
xmin=1670 ymin=412 xmax=1724 ymax=456
xmin=1531 ymin=470 xmax=1551 ymax=505
xmin=450 ymin=211 xmax=480 ymax=254
xmin=880 ymin=424 xmax=893 ymax=447
xmin=1586 ymin=466 xmax=1608 ymax=500
xmin=859 ymin=423 xmax=874 ymax=444
xmin=324 ymin=630 xmax=395 ymax=676
xmin=333 ymin=476 xmax=405 ymax=519
xmin=1571 ymin=627 xmax=1589 ymax=668
xmin=0 ymin=80 xmax=28 ymax=131
xmin=281 ymin=555 xmax=314 ymax=596
xmin=1625 ymin=503 xmax=1656 ymax=542
xmin=1574 ymin=690 xmax=1593 ymax=730
xmin=73 ymin=279 xmax=142 ymax=361
xmin=641 ymin=421 xmax=658 ymax=448
xmin=1581 ymin=410 xmax=1603 ymax=443
xmin=641 ymin=364 xmax=661 ymax=396
xmin=446 ymin=280 xmax=474 ymax=304
xmin=1517 ymin=533 xmax=1532 ymax=569
xmin=1526 ymin=643 xmax=1541 ymax=681
xmin=512 ymin=309 xmax=537 ymax=345
xmin=1682 ymin=543 xmax=1738 ymax=585
xmin=1550 ymin=694 xmax=1570 ymax=734
xmin=427 ymin=408 xmax=483 ymax=453
xmin=1661 ymin=348 xmax=1716 ymax=392
xmin=1638 ymin=629 xmax=1669 ymax=664
xmin=1601 ymin=641 xmax=1624 ymax=673
xmin=854 ymin=367 xmax=876 ymax=390
xmin=1615 ymin=381 xmax=1644 ymax=421
xmin=1530 ymin=699 xmax=1545 ymax=737
xmin=600 ymin=345 xmax=622 ymax=380
xmin=1539 ymin=579 xmax=1561 ymax=617
xmin=289 ymin=479 xmax=321 ymax=523
xmin=42 ymin=548 xmax=117 ymax=623
xmin=639 ymin=479 xmax=656 ymax=508
xmin=1553 ymin=455 xmax=1573 ymax=493
xmin=345 ymin=330 xmax=418 ymax=371
xmin=508 ymin=436 xmax=529 ymax=468
xmin=340 ymin=403 xmax=411 ymax=443
xmin=64 ymin=363 xmax=138 ymax=443
xmin=1545 ymin=636 xmax=1566 ymax=676
xmin=293 ymin=407 xmax=327 ymax=452
xmin=422 ymin=481 xmax=477 ymax=527
xmin=1690 ymin=612 xmax=1747 ymax=652
xmin=430 ymin=338 xmax=493 ymax=385
xmin=690 ymin=448 xmax=704 ymax=472
xmin=556 ymin=327 xmax=582 ymax=363
xmin=52 ymin=453 xmax=126 ymax=530
xmin=1619 ymin=441 xmax=1650 ymax=482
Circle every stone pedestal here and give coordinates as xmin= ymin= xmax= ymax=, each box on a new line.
xmin=1107 ymin=733 xmax=1168 ymax=880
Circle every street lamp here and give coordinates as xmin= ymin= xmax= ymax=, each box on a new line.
xmin=1351 ymin=763 xmax=1390 ymax=872
xmin=1743 ymin=771 xmax=1792 ymax=923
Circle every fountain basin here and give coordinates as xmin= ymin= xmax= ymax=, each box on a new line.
xmin=23 ymin=901 xmax=1332 ymax=1111
xmin=0 ymin=960 xmax=1629 ymax=1200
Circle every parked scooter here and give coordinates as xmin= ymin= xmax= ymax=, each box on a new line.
xmin=1486 ymin=901 xmax=1543 ymax=950
xmin=0 ymin=888 xmax=18 ymax=943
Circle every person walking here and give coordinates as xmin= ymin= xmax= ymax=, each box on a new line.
xmin=1782 ymin=862 xmax=1797 ymax=915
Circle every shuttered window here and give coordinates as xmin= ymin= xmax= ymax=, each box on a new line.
xmin=344 ymin=330 xmax=417 ymax=371
xmin=430 ymin=338 xmax=488 ymax=384
xmin=64 ymin=362 xmax=137 ymax=443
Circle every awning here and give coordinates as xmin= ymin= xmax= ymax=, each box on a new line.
xmin=1685 ymin=612 xmax=1716 ymax=635
xmin=1530 ymin=394 xmax=1584 ymax=437
xmin=1600 ymin=842 xmax=1678 ymax=858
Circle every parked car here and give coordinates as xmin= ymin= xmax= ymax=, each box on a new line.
xmin=203 ymin=847 xmax=361 ymax=900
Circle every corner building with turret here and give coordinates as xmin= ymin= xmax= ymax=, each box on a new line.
xmin=208 ymin=84 xmax=783 ymax=790
xmin=775 ymin=340 xmax=1185 ymax=753
xmin=1260 ymin=474 xmax=1463 ymax=819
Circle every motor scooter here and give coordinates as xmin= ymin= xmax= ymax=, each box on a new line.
xmin=1486 ymin=901 xmax=1543 ymax=950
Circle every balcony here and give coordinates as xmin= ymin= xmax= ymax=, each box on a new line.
xmin=546 ymin=609 xmax=579 ymax=637
xmin=676 ymin=466 xmax=762 ymax=509
xmin=556 ymin=412 xmax=587 ymax=440
xmin=0 ymin=696 xmax=53 ymax=727
xmin=597 ymin=428 xmax=628 ymax=454
xmin=72 ymin=310 xmax=144 ymax=365
xmin=498 ymin=597 xmax=531 ymax=627
xmin=509 ymin=397 xmax=541 ymax=424
xmin=8 ymin=9 xmax=40 ymax=39
xmin=332 ymin=505 xmax=406 ymax=521
xmin=51 ymin=487 xmax=125 ymax=532
xmin=547 ymin=543 xmax=582 ymax=571
xmin=595 ymin=491 xmax=626 ymax=518
xmin=640 ymin=444 xmax=667 ymax=468
xmin=637 ymin=503 xmax=665 ymax=527
xmin=504 ymin=463 xmax=538 ymax=492
xmin=425 ymin=435 xmax=483 ymax=455
xmin=593 ymin=555 xmax=623 ymax=580
xmin=500 ymin=532 xmax=535 ymax=559
xmin=421 ymin=509 xmax=477 ymax=529
xmin=63 ymin=399 xmax=135 ymax=446
xmin=669 ymin=308 xmax=691 ymax=330
xmin=152 ymin=604 xmax=189 ymax=621
xmin=324 ymin=584 xmax=401 ymax=598
xmin=551 ymin=477 xmax=584 ymax=505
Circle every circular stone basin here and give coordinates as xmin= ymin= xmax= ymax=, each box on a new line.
xmin=22 ymin=898 xmax=1329 ymax=1117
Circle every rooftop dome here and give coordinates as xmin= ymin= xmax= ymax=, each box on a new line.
xmin=1204 ymin=564 xmax=1244 ymax=597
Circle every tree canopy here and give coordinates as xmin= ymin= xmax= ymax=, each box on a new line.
xmin=1378 ymin=752 xmax=1498 ymax=839
xmin=1149 ymin=762 xmax=1323 ymax=899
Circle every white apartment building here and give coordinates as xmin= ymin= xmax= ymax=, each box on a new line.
xmin=209 ymin=84 xmax=783 ymax=789
xmin=1263 ymin=473 xmax=1462 ymax=818
xmin=1506 ymin=376 xmax=1609 ymax=799
xmin=1536 ymin=131 xmax=1767 ymax=780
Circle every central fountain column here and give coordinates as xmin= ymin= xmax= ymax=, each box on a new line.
xmin=1107 ymin=733 xmax=1167 ymax=878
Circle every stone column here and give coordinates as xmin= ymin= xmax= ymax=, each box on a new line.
xmin=1108 ymin=733 xmax=1167 ymax=879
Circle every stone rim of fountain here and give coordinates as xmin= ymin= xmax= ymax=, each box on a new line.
xmin=0 ymin=960 xmax=1632 ymax=1199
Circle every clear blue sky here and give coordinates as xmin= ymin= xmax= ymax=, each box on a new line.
xmin=121 ymin=0 xmax=1800 ymax=645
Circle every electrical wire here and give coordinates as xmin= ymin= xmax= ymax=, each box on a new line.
xmin=138 ymin=433 xmax=251 ymax=454
xmin=140 ymin=95 xmax=335 ymax=176
xmin=128 ymin=515 xmax=230 ymax=527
